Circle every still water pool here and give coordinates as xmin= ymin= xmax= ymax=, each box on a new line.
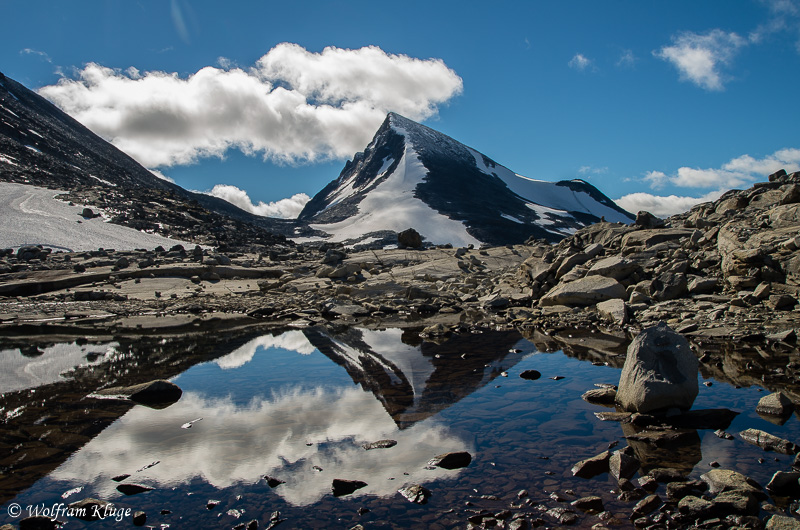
xmin=1 ymin=326 xmax=799 ymax=528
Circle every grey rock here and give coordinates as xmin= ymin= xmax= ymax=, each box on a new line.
xmin=756 ymin=392 xmax=794 ymax=417
xmin=545 ymin=507 xmax=578 ymax=525
xmin=322 ymin=249 xmax=346 ymax=264
xmin=362 ymin=439 xmax=397 ymax=450
xmin=68 ymin=498 xmax=111 ymax=521
xmin=632 ymin=494 xmax=661 ymax=516
xmin=581 ymin=387 xmax=617 ymax=405
xmin=397 ymin=228 xmax=423 ymax=249
xmin=688 ymin=277 xmax=719 ymax=294
xmin=651 ymin=272 xmax=688 ymax=301
xmin=331 ymin=478 xmax=367 ymax=497
xmin=780 ymin=184 xmax=800 ymax=205
xmin=596 ymin=298 xmax=628 ymax=325
xmin=609 ymin=450 xmax=640 ymax=482
xmin=766 ymin=471 xmax=800 ymax=497
xmin=398 ymin=483 xmax=431 ymax=504
xmin=635 ymin=211 xmax=665 ymax=229
xmin=116 ymin=483 xmax=154 ymax=495
xmin=133 ymin=511 xmax=147 ymax=526
xmin=427 ymin=451 xmax=471 ymax=469
xmin=583 ymin=243 xmax=604 ymax=259
xmin=570 ymin=495 xmax=604 ymax=512
xmin=96 ymin=379 xmax=182 ymax=406
xmin=768 ymin=294 xmax=798 ymax=310
xmin=540 ymin=275 xmax=627 ymax=306
xmin=739 ymin=428 xmax=799 ymax=454
xmin=700 ymin=468 xmax=764 ymax=497
xmin=766 ymin=515 xmax=800 ymax=529
xmin=328 ymin=263 xmax=361 ymax=279
xmin=714 ymin=489 xmax=760 ymax=515
xmin=677 ymin=495 xmax=713 ymax=518
xmin=616 ymin=322 xmax=698 ymax=413
xmin=587 ymin=256 xmax=639 ymax=280
xmin=555 ymin=252 xmax=590 ymax=279
xmin=571 ymin=450 xmax=610 ymax=478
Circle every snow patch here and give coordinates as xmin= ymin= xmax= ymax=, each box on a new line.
xmin=500 ymin=213 xmax=524 ymax=224
xmin=90 ymin=175 xmax=117 ymax=187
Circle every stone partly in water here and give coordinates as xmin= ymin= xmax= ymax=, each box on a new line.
xmin=756 ymin=392 xmax=795 ymax=417
xmin=116 ymin=483 xmax=154 ymax=496
xmin=615 ymin=322 xmax=698 ymax=413
xmin=331 ymin=479 xmax=368 ymax=497
xmin=95 ymin=380 xmax=183 ymax=406
xmin=398 ymin=484 xmax=431 ymax=504
xmin=362 ymin=439 xmax=398 ymax=450
xmin=427 ymin=451 xmax=472 ymax=470
xmin=700 ymin=468 xmax=765 ymax=498
xmin=571 ymin=450 xmax=611 ymax=479
xmin=739 ymin=428 xmax=799 ymax=455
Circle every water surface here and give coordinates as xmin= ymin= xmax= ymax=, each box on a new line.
xmin=1 ymin=326 xmax=799 ymax=528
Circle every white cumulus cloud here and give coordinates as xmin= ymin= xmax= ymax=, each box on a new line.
xmin=654 ymin=29 xmax=746 ymax=90
xmin=615 ymin=190 xmax=725 ymax=218
xmin=644 ymin=148 xmax=800 ymax=190
xmin=37 ymin=43 xmax=463 ymax=168
xmin=207 ymin=184 xmax=310 ymax=218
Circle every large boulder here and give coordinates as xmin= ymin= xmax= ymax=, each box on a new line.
xmin=586 ymin=256 xmax=639 ymax=280
xmin=540 ymin=276 xmax=627 ymax=306
xmin=397 ymin=228 xmax=423 ymax=249
xmin=615 ymin=322 xmax=699 ymax=413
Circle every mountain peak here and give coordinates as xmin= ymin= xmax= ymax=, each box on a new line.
xmin=299 ymin=114 xmax=633 ymax=247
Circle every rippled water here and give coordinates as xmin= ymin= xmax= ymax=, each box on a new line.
xmin=1 ymin=326 xmax=799 ymax=528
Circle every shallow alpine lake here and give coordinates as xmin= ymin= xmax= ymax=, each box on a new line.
xmin=2 ymin=325 xmax=800 ymax=528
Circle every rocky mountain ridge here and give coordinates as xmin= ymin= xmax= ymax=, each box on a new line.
xmin=300 ymin=112 xmax=634 ymax=247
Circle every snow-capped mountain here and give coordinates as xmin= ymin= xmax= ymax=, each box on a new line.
xmin=299 ymin=113 xmax=634 ymax=246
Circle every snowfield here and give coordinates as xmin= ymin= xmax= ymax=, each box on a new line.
xmin=0 ymin=182 xmax=196 ymax=251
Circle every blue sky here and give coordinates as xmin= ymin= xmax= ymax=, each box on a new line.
xmin=3 ymin=0 xmax=800 ymax=217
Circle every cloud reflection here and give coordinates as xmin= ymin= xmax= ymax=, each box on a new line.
xmin=52 ymin=385 xmax=470 ymax=506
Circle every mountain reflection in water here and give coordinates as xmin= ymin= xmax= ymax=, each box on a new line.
xmin=16 ymin=326 xmax=533 ymax=507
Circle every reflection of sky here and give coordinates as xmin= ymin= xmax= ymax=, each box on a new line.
xmin=51 ymin=338 xmax=471 ymax=506
xmin=0 ymin=342 xmax=118 ymax=393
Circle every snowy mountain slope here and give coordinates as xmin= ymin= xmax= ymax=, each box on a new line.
xmin=299 ymin=113 xmax=634 ymax=246
xmin=0 ymin=71 xmax=302 ymax=241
